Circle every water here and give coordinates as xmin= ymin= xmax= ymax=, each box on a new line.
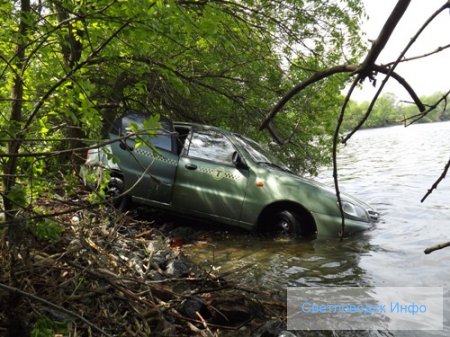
xmin=185 ymin=121 xmax=450 ymax=336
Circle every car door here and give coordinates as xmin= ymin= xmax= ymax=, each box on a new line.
xmin=110 ymin=114 xmax=178 ymax=204
xmin=173 ymin=129 xmax=249 ymax=221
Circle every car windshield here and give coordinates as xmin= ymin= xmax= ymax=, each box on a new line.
xmin=233 ymin=135 xmax=291 ymax=172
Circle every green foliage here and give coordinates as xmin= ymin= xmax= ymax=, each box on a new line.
xmin=86 ymin=168 xmax=110 ymax=204
xmin=31 ymin=316 xmax=69 ymax=337
xmin=343 ymin=92 xmax=450 ymax=131
xmin=343 ymin=92 xmax=399 ymax=130
xmin=128 ymin=114 xmax=160 ymax=150
xmin=6 ymin=184 xmax=27 ymax=208
xmin=32 ymin=219 xmax=64 ymax=242
xmin=0 ymin=0 xmax=367 ymax=218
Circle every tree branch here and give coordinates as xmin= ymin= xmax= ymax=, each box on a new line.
xmin=259 ymin=0 xmax=450 ymax=241
xmin=342 ymin=0 xmax=450 ymax=144
xmin=384 ymin=43 xmax=450 ymax=67
xmin=358 ymin=0 xmax=411 ymax=79
xmin=0 ymin=282 xmax=113 ymax=337
xmin=404 ymin=90 xmax=450 ymax=126
xmin=421 ymin=156 xmax=450 ymax=203
xmin=424 ymin=241 xmax=450 ymax=254
xmin=259 ymin=64 xmax=424 ymax=132
xmin=334 ymin=75 xmax=361 ymax=240
xmin=23 ymin=20 xmax=131 ymax=132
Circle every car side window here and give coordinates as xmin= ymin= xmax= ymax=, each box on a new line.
xmin=187 ymin=130 xmax=235 ymax=164
xmin=110 ymin=114 xmax=176 ymax=153
xmin=150 ymin=118 xmax=176 ymax=153
xmin=147 ymin=132 xmax=172 ymax=152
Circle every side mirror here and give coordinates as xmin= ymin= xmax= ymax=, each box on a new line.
xmin=232 ymin=151 xmax=248 ymax=169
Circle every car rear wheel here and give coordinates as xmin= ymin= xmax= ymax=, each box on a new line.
xmin=107 ymin=176 xmax=130 ymax=211
xmin=271 ymin=210 xmax=303 ymax=237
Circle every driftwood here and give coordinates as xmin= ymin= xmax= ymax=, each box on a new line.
xmin=0 ymin=197 xmax=286 ymax=336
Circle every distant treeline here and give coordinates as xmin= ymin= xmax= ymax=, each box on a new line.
xmin=342 ymin=92 xmax=450 ymax=130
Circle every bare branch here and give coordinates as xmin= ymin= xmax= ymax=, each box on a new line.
xmin=342 ymin=1 xmax=449 ymax=143
xmin=262 ymin=1 xmax=449 ymax=142
xmin=0 ymin=282 xmax=114 ymax=337
xmin=421 ymin=156 xmax=450 ymax=203
xmin=260 ymin=0 xmax=450 ymax=241
xmin=384 ymin=43 xmax=450 ymax=66
xmin=259 ymin=64 xmax=424 ymax=133
xmin=404 ymin=90 xmax=450 ymax=126
xmin=424 ymin=241 xmax=450 ymax=254
xmin=0 ymin=129 xmax=157 ymax=158
xmin=334 ymin=75 xmax=361 ymax=240
xmin=358 ymin=0 xmax=411 ymax=79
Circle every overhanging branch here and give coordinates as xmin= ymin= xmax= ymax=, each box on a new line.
xmin=259 ymin=64 xmax=424 ymax=133
xmin=358 ymin=0 xmax=411 ymax=78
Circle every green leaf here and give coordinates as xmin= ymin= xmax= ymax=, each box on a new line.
xmin=7 ymin=185 xmax=27 ymax=208
xmin=33 ymin=220 xmax=63 ymax=242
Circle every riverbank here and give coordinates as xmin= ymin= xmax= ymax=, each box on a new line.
xmin=0 ymin=194 xmax=288 ymax=337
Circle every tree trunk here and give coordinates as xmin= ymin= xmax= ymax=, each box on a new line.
xmin=2 ymin=3 xmax=32 ymax=336
xmin=3 ymin=0 xmax=30 ymax=224
xmin=53 ymin=1 xmax=86 ymax=171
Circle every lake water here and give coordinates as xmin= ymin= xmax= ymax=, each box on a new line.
xmin=186 ymin=121 xmax=450 ymax=336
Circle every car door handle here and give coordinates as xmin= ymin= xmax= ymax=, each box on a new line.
xmin=185 ymin=163 xmax=197 ymax=170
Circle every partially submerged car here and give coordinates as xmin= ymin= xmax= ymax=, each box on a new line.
xmin=83 ymin=113 xmax=379 ymax=238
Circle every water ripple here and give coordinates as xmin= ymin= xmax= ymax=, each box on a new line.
xmin=187 ymin=121 xmax=450 ymax=337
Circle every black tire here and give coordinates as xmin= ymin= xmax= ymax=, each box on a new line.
xmin=107 ymin=176 xmax=130 ymax=211
xmin=271 ymin=210 xmax=303 ymax=237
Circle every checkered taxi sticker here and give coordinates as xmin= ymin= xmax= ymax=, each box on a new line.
xmin=197 ymin=167 xmax=241 ymax=181
xmin=135 ymin=148 xmax=178 ymax=166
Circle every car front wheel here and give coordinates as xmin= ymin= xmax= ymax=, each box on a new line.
xmin=271 ymin=210 xmax=303 ymax=237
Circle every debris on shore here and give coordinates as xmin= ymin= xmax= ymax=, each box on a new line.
xmin=0 ymin=197 xmax=288 ymax=337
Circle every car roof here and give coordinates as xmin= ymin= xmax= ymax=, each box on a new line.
xmin=174 ymin=121 xmax=234 ymax=135
xmin=112 ymin=113 xmax=236 ymax=137
xmin=111 ymin=113 xmax=174 ymax=134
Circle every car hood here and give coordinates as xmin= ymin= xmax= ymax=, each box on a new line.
xmin=296 ymin=174 xmax=372 ymax=209
xmin=260 ymin=166 xmax=376 ymax=215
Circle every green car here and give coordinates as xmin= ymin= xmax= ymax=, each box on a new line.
xmin=83 ymin=113 xmax=379 ymax=238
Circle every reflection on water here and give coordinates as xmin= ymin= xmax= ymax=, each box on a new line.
xmin=190 ymin=235 xmax=374 ymax=289
xmin=186 ymin=121 xmax=450 ymax=336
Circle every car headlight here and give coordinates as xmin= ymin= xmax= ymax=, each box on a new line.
xmin=341 ymin=201 xmax=369 ymax=222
